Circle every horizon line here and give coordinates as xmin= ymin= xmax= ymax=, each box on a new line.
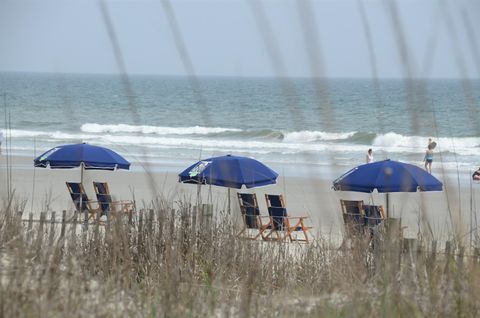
xmin=0 ymin=70 xmax=478 ymax=81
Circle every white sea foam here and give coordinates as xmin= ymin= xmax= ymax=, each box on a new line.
xmin=283 ymin=130 xmax=356 ymax=142
xmin=99 ymin=134 xmax=328 ymax=152
xmin=7 ymin=128 xmax=480 ymax=167
xmin=372 ymin=132 xmax=480 ymax=156
xmin=81 ymin=123 xmax=241 ymax=135
xmin=9 ymin=129 xmax=95 ymax=141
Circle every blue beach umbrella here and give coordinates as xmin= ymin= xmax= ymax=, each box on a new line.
xmin=179 ymin=154 xmax=278 ymax=189
xmin=333 ymin=159 xmax=443 ymax=216
xmin=34 ymin=143 xmax=130 ymax=171
xmin=179 ymin=154 xmax=278 ymax=210
xmin=34 ymin=143 xmax=130 ymax=215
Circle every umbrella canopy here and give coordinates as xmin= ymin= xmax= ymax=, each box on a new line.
xmin=333 ymin=159 xmax=443 ymax=193
xmin=34 ymin=143 xmax=130 ymax=170
xmin=179 ymin=154 xmax=278 ymax=189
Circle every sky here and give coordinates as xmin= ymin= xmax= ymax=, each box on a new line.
xmin=0 ymin=0 xmax=479 ymax=79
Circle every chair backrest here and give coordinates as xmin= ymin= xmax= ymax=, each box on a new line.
xmin=340 ymin=200 xmax=365 ymax=234
xmin=237 ymin=193 xmax=260 ymax=228
xmin=66 ymin=182 xmax=90 ymax=211
xmin=93 ymin=182 xmax=112 ymax=213
xmin=340 ymin=200 xmax=364 ymax=215
xmin=265 ymin=194 xmax=288 ymax=230
xmin=340 ymin=200 xmax=365 ymax=221
xmin=363 ymin=205 xmax=386 ymax=226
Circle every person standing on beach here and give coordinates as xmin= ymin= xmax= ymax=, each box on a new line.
xmin=424 ymin=145 xmax=434 ymax=173
xmin=366 ymin=148 xmax=373 ymax=163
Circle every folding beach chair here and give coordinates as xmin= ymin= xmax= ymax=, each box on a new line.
xmin=363 ymin=204 xmax=386 ymax=240
xmin=363 ymin=205 xmax=386 ymax=227
xmin=340 ymin=200 xmax=366 ymax=237
xmin=93 ymin=182 xmax=134 ymax=217
xmin=264 ymin=194 xmax=311 ymax=243
xmin=66 ymin=182 xmax=100 ymax=220
xmin=237 ymin=193 xmax=269 ymax=240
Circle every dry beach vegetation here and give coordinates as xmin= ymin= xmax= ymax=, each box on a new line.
xmin=1 ymin=193 xmax=480 ymax=317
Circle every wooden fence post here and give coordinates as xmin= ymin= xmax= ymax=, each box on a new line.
xmin=70 ymin=211 xmax=78 ymax=249
xmin=137 ymin=209 xmax=144 ymax=246
xmin=445 ymin=241 xmax=452 ymax=255
xmin=202 ymin=203 xmax=213 ymax=230
xmin=48 ymin=211 xmax=56 ymax=246
xmin=444 ymin=241 xmax=453 ymax=272
xmin=192 ymin=205 xmax=197 ymax=236
xmin=170 ymin=209 xmax=176 ymax=238
xmin=457 ymin=245 xmax=465 ymax=269
xmin=426 ymin=240 xmax=437 ymax=270
xmin=93 ymin=215 xmax=100 ymax=243
xmin=60 ymin=210 xmax=67 ymax=238
xmin=17 ymin=208 xmax=24 ymax=221
xmin=36 ymin=211 xmax=46 ymax=249
xmin=373 ymin=218 xmax=402 ymax=285
xmin=386 ymin=218 xmax=402 ymax=269
xmin=128 ymin=208 xmax=133 ymax=225
xmin=474 ymin=247 xmax=480 ymax=265
xmin=81 ymin=209 xmax=89 ymax=246
xmin=148 ymin=209 xmax=154 ymax=235
xmin=157 ymin=207 xmax=164 ymax=241
xmin=27 ymin=212 xmax=34 ymax=242
xmin=403 ymin=238 xmax=418 ymax=265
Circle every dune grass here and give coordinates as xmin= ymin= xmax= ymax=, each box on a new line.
xmin=1 ymin=195 xmax=480 ymax=317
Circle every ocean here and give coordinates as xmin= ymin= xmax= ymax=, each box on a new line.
xmin=1 ymin=72 xmax=479 ymax=176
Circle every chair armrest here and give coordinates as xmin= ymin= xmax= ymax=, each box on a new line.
xmin=284 ymin=216 xmax=309 ymax=219
xmin=364 ymin=216 xmax=384 ymax=221
xmin=107 ymin=200 xmax=133 ymax=205
xmin=75 ymin=199 xmax=100 ymax=204
xmin=284 ymin=216 xmax=310 ymax=230
xmin=109 ymin=200 xmax=134 ymax=210
xmin=343 ymin=213 xmax=363 ymax=216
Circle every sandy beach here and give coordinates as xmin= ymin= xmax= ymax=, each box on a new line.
xmin=3 ymin=1 xmax=480 ymax=316
xmin=2 ymin=154 xmax=479 ymax=242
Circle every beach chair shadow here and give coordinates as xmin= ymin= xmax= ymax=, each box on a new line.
xmin=237 ymin=193 xmax=270 ymax=240
xmin=66 ymin=182 xmax=101 ymax=220
xmin=93 ymin=182 xmax=135 ymax=217
xmin=264 ymin=194 xmax=311 ymax=243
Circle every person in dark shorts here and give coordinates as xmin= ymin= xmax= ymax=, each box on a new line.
xmin=424 ymin=147 xmax=434 ymax=173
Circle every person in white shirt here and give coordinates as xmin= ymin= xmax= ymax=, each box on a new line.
xmin=366 ymin=148 xmax=373 ymax=163
xmin=0 ymin=130 xmax=3 ymax=154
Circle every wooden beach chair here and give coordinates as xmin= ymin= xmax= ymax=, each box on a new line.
xmin=264 ymin=194 xmax=311 ymax=243
xmin=93 ymin=182 xmax=134 ymax=217
xmin=363 ymin=204 xmax=387 ymax=244
xmin=237 ymin=193 xmax=269 ymax=240
xmin=363 ymin=204 xmax=386 ymax=227
xmin=340 ymin=200 xmax=366 ymax=237
xmin=66 ymin=182 xmax=101 ymax=220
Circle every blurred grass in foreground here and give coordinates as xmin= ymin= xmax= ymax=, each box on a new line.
xmin=1 ymin=195 xmax=480 ymax=317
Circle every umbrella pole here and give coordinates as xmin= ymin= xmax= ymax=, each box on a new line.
xmin=228 ymin=188 xmax=231 ymax=213
xmin=196 ymin=183 xmax=201 ymax=208
xmin=386 ymin=192 xmax=389 ymax=218
xmin=81 ymin=162 xmax=88 ymax=224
